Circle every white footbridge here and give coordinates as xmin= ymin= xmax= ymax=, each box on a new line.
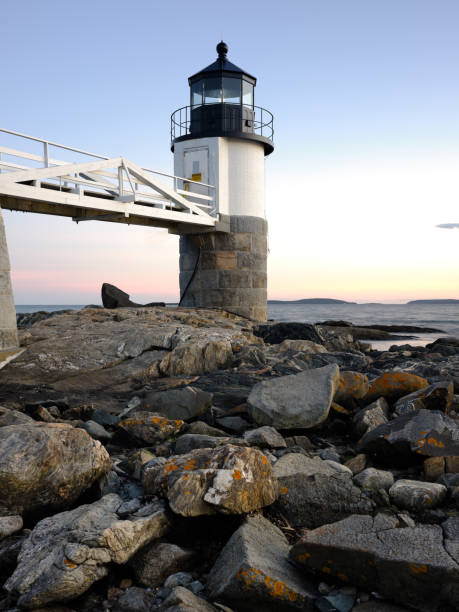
xmin=0 ymin=128 xmax=218 ymax=233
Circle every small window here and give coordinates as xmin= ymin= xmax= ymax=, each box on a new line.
xmin=204 ymin=77 xmax=222 ymax=104
xmin=242 ymin=80 xmax=254 ymax=107
xmin=192 ymin=160 xmax=200 ymax=174
xmin=223 ymin=77 xmax=241 ymax=104
xmin=191 ymin=80 xmax=203 ymax=108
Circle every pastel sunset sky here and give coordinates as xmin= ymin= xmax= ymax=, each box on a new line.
xmin=1 ymin=0 xmax=458 ymax=304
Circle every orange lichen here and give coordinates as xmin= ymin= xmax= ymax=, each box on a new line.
xmin=232 ymin=469 xmax=242 ymax=480
xmin=261 ymin=455 xmax=269 ymax=465
xmin=280 ymin=486 xmax=288 ymax=495
xmin=64 ymin=559 xmax=77 ymax=569
xmin=409 ymin=563 xmax=428 ymax=574
xmin=426 ymin=437 xmax=445 ymax=448
xmin=297 ymin=552 xmax=310 ymax=562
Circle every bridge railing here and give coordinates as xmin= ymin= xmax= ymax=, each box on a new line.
xmin=0 ymin=128 xmax=217 ymax=217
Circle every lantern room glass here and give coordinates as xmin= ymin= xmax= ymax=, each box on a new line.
xmin=242 ymin=80 xmax=254 ymax=107
xmin=191 ymin=80 xmax=203 ymax=108
xmin=222 ymin=77 xmax=241 ymax=104
xmin=203 ymin=78 xmax=222 ymax=104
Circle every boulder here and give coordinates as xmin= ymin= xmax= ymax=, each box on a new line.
xmin=389 ymin=479 xmax=447 ymax=512
xmin=173 ymin=434 xmax=247 ymax=455
xmin=129 ymin=541 xmax=194 ymax=588
xmin=334 ymin=371 xmax=369 ymax=406
xmin=186 ymin=421 xmax=227 ymax=437
xmin=243 ymin=426 xmax=287 ymax=449
xmin=354 ymin=468 xmax=394 ymax=491
xmin=357 ymin=409 xmax=459 ymax=464
xmin=159 ymin=340 xmax=233 ymax=377
xmin=365 ymin=372 xmax=428 ymax=404
xmin=0 ymin=407 xmax=33 ymax=427
xmin=424 ymin=456 xmax=445 ymax=481
xmin=353 ymin=398 xmax=389 ymax=438
xmin=207 ymin=515 xmax=318 ymax=611
xmin=143 ymin=386 xmax=213 ymax=421
xmin=0 ymin=423 xmax=111 ymax=516
xmin=0 ymin=515 xmax=23 ymax=540
xmin=143 ymin=444 xmax=279 ymax=516
xmin=253 ymin=322 xmax=325 ymax=346
xmin=247 ymin=365 xmax=340 ymax=429
xmin=272 ymin=453 xmax=373 ymax=528
xmin=162 ymin=586 xmax=218 ymax=611
xmin=112 ymin=586 xmax=155 ymax=612
xmin=290 ymin=513 xmax=459 ymax=612
xmin=277 ymin=339 xmax=327 ymax=354
xmin=118 ymin=412 xmax=184 ymax=445
xmin=393 ymin=381 xmax=454 ymax=417
xmin=102 ymin=283 xmax=140 ymax=308
xmin=5 ymin=494 xmax=170 ymax=609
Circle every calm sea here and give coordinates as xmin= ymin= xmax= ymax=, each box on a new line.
xmin=15 ymin=303 xmax=459 ymax=350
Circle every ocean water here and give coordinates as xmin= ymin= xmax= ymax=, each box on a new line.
xmin=15 ymin=302 xmax=459 ymax=349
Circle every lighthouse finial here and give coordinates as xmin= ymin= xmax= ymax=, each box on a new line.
xmin=217 ymin=41 xmax=228 ymax=60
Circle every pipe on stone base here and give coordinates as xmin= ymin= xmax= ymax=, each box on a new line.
xmin=179 ymin=215 xmax=267 ymax=322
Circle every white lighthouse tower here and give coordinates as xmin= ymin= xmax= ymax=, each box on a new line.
xmin=171 ymin=42 xmax=274 ymax=321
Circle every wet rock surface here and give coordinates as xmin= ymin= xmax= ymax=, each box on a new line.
xmin=0 ymin=307 xmax=457 ymax=611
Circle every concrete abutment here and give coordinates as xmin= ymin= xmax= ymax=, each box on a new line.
xmin=0 ymin=206 xmax=18 ymax=349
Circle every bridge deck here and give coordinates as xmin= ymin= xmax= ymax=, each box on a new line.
xmin=0 ymin=128 xmax=219 ymax=234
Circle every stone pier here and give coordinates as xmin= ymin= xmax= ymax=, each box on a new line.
xmin=0 ymin=206 xmax=18 ymax=350
xmin=179 ymin=215 xmax=267 ymax=321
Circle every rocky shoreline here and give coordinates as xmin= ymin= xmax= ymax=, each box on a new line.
xmin=0 ymin=305 xmax=458 ymax=611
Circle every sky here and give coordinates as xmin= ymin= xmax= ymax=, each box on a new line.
xmin=1 ymin=0 xmax=458 ymax=304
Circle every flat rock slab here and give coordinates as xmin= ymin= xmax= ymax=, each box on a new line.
xmin=1 ymin=307 xmax=255 ymax=386
xmin=358 ymin=409 xmax=459 ymax=464
xmin=248 ymin=364 xmax=340 ymax=429
xmin=207 ymin=515 xmax=318 ymax=611
xmin=5 ymin=493 xmax=170 ymax=609
xmin=143 ymin=444 xmax=279 ymax=516
xmin=0 ymin=422 xmax=111 ymax=516
xmin=290 ymin=514 xmax=459 ymax=612
xmin=272 ymin=453 xmax=373 ymax=528
xmin=118 ymin=412 xmax=184 ymax=445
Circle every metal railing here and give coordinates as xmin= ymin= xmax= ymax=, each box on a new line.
xmin=0 ymin=128 xmax=217 ymax=217
xmin=171 ymin=104 xmax=274 ymax=145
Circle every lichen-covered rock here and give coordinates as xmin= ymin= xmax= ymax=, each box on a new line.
xmin=5 ymin=494 xmax=170 ymax=609
xmin=0 ymin=423 xmax=111 ymax=515
xmin=247 ymin=365 xmax=340 ymax=429
xmin=334 ymin=371 xmax=369 ymax=406
xmin=272 ymin=454 xmax=373 ymax=528
xmin=389 ymin=479 xmax=447 ymax=512
xmin=142 ymin=386 xmax=213 ymax=421
xmin=357 ymin=409 xmax=459 ymax=464
xmin=290 ymin=514 xmax=459 ymax=612
xmin=365 ymin=372 xmax=429 ymax=404
xmin=118 ymin=412 xmax=184 ymax=445
xmin=207 ymin=515 xmax=318 ymax=611
xmin=142 ymin=444 xmax=278 ymax=516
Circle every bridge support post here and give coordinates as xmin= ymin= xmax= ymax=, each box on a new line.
xmin=179 ymin=215 xmax=267 ymax=321
xmin=0 ymin=206 xmax=18 ymax=349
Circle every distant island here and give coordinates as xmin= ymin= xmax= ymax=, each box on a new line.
xmin=268 ymin=298 xmax=356 ymax=304
xmin=408 ymin=299 xmax=459 ymax=304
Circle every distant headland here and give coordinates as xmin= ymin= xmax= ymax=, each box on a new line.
xmin=408 ymin=299 xmax=459 ymax=304
xmin=268 ymin=298 xmax=355 ymax=304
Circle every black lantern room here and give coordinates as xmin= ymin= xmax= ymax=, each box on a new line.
xmin=171 ymin=42 xmax=274 ymax=155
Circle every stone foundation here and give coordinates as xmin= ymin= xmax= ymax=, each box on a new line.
xmin=0 ymin=206 xmax=18 ymax=349
xmin=179 ymin=215 xmax=267 ymax=321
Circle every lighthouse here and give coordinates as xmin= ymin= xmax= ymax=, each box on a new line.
xmin=171 ymin=42 xmax=274 ymax=321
